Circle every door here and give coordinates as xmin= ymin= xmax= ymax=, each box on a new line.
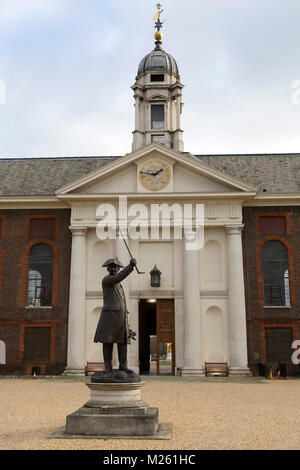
xmin=156 ymin=299 xmax=175 ymax=375
xmin=139 ymin=300 xmax=156 ymax=374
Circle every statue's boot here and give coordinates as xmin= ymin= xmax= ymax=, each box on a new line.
xmin=118 ymin=343 xmax=132 ymax=373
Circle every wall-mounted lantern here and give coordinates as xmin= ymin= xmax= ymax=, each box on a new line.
xmin=150 ymin=265 xmax=161 ymax=287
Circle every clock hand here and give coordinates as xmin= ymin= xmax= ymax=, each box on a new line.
xmin=140 ymin=168 xmax=164 ymax=176
xmin=140 ymin=170 xmax=156 ymax=175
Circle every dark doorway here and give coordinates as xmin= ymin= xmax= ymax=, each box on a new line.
xmin=139 ymin=299 xmax=175 ymax=376
xmin=139 ymin=299 xmax=156 ymax=374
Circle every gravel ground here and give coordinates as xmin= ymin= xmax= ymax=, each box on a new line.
xmin=1 ymin=376 xmax=300 ymax=450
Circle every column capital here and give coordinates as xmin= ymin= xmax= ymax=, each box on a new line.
xmin=69 ymin=226 xmax=87 ymax=237
xmin=225 ymin=224 xmax=244 ymax=235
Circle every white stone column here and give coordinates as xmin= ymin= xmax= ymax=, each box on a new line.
xmin=134 ymin=95 xmax=140 ymax=131
xmin=115 ymin=234 xmax=132 ymax=369
xmin=182 ymin=249 xmax=203 ymax=375
xmin=174 ymin=297 xmax=184 ymax=371
xmin=64 ymin=226 xmax=87 ymax=376
xmin=115 ymin=234 xmax=130 ymax=301
xmin=225 ymin=225 xmax=250 ymax=375
xmin=175 ymin=95 xmax=181 ymax=130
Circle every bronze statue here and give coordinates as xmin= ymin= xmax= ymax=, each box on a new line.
xmin=93 ymin=256 xmax=138 ymax=380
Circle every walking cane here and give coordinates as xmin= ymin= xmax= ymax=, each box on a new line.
xmin=118 ymin=229 xmax=145 ymax=274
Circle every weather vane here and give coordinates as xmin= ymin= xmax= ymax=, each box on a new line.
xmin=152 ymin=3 xmax=165 ymax=46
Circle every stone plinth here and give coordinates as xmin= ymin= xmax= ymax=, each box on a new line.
xmin=49 ymin=380 xmax=172 ymax=439
xmin=84 ymin=382 xmax=147 ymax=408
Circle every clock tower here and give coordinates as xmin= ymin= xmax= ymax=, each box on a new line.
xmin=132 ymin=4 xmax=184 ymax=153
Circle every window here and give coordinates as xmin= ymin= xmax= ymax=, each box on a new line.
xmin=284 ymin=269 xmax=291 ymax=306
xmin=261 ymin=241 xmax=290 ymax=306
xmin=27 ymin=270 xmax=42 ymax=306
xmin=151 ymin=74 xmax=164 ymax=82
xmin=259 ymin=216 xmax=286 ymax=235
xmin=29 ymin=218 xmax=55 ymax=238
xmin=151 ymin=105 xmax=164 ymax=130
xmin=151 ymin=134 xmax=165 ymax=144
xmin=27 ymin=244 xmax=53 ymax=307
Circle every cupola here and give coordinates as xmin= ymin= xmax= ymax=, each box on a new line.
xmin=132 ymin=4 xmax=184 ymax=152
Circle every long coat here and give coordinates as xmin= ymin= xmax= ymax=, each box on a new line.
xmin=94 ymin=264 xmax=134 ymax=344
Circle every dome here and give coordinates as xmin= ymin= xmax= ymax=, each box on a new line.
xmin=137 ymin=45 xmax=179 ymax=78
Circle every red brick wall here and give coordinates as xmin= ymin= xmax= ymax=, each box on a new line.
xmin=242 ymin=206 xmax=300 ymax=372
xmin=0 ymin=209 xmax=71 ymax=375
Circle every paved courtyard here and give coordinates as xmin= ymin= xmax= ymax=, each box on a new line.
xmin=0 ymin=375 xmax=300 ymax=450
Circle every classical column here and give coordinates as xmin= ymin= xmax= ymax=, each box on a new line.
xmin=115 ymin=234 xmax=130 ymax=301
xmin=134 ymin=95 xmax=140 ymax=131
xmin=114 ymin=234 xmax=131 ymax=369
xmin=64 ymin=226 xmax=87 ymax=376
xmin=181 ymin=249 xmax=203 ymax=375
xmin=225 ymin=225 xmax=250 ymax=375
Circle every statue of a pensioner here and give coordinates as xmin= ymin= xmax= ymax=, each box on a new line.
xmin=93 ymin=257 xmax=137 ymax=377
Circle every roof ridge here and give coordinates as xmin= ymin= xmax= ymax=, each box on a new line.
xmin=0 ymin=155 xmax=120 ymax=161
xmin=193 ymin=153 xmax=300 ymax=157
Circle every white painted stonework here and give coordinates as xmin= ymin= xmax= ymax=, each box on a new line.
xmin=57 ymin=143 xmax=256 ymax=376
xmin=86 ymin=382 xmax=145 ymax=405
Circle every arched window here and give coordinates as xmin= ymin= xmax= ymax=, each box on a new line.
xmin=26 ymin=243 xmax=53 ymax=307
xmin=261 ymin=241 xmax=290 ymax=306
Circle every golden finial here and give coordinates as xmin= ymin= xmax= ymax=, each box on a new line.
xmin=152 ymin=3 xmax=164 ymax=42
xmin=152 ymin=3 xmax=163 ymax=23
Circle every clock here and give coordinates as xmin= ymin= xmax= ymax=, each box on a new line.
xmin=139 ymin=158 xmax=171 ymax=191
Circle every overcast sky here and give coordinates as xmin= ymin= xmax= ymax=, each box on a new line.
xmin=0 ymin=0 xmax=300 ymax=158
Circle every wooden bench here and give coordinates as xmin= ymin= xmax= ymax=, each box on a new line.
xmin=205 ymin=362 xmax=229 ymax=377
xmin=85 ymin=362 xmax=104 ymax=376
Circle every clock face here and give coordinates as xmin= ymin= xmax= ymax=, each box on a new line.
xmin=139 ymin=158 xmax=171 ymax=191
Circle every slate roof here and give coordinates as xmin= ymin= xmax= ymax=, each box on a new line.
xmin=0 ymin=156 xmax=118 ymax=196
xmin=194 ymin=153 xmax=300 ymax=193
xmin=0 ymin=153 xmax=300 ymax=196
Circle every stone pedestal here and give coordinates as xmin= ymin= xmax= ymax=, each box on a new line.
xmin=49 ymin=381 xmax=172 ymax=440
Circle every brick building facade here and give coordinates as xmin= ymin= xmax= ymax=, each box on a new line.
xmin=0 ymin=154 xmax=300 ymax=376
xmin=243 ymin=206 xmax=300 ymax=375
xmin=0 ymin=208 xmax=71 ymax=375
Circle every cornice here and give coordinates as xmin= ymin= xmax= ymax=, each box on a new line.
xmin=0 ymin=196 xmax=70 ymax=209
xmin=86 ymin=290 xmax=229 ymax=299
xmin=57 ymin=191 xmax=257 ymax=201
xmin=243 ymin=192 xmax=300 ymax=206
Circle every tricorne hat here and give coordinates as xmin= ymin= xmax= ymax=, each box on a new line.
xmin=102 ymin=257 xmax=124 ymax=268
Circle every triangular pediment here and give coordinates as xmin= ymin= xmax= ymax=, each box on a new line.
xmin=55 ymin=143 xmax=257 ymax=197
